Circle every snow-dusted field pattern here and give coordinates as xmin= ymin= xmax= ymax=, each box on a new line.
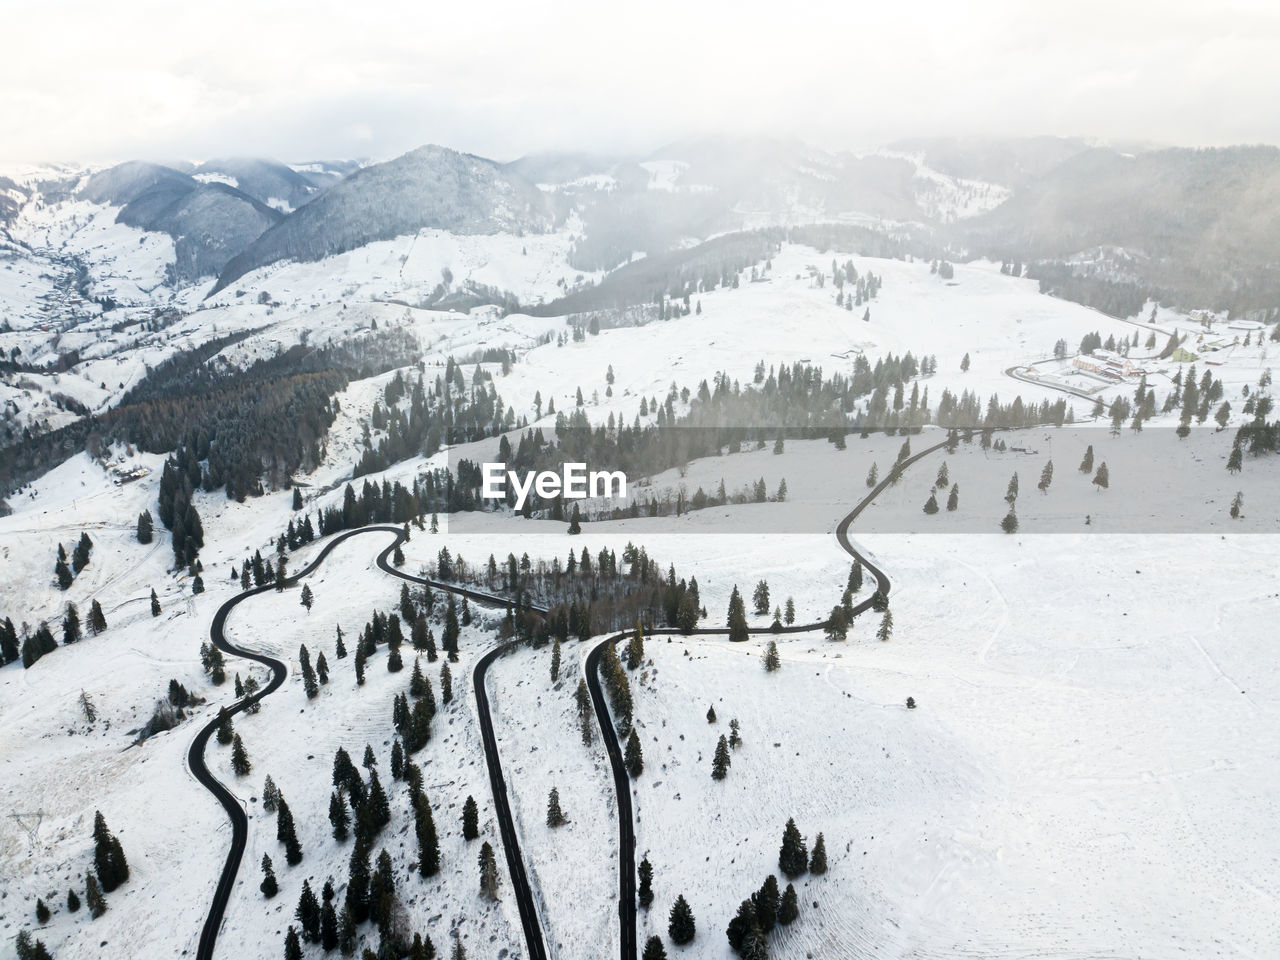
xmin=1 ymin=138 xmax=1279 ymax=960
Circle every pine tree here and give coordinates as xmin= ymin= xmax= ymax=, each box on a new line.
xmin=729 ymin=718 xmax=742 ymax=749
xmin=754 ymin=874 xmax=780 ymax=932
xmin=320 ymin=900 xmax=339 ymax=951
xmin=1001 ymin=507 xmax=1018 ymax=534
xmin=626 ymin=622 xmax=645 ymax=669
xmin=35 ymin=898 xmax=50 ymax=924
xmin=742 ymin=925 xmax=768 ymax=960
xmin=260 ymin=854 xmax=279 ymax=898
xmin=335 ymin=624 xmax=347 ymax=659
xmin=809 ymin=832 xmax=828 ymax=874
xmin=414 ymin=789 xmax=441 ymax=876
xmin=711 ymin=735 xmax=731 ymax=780
xmin=338 ymin=906 xmax=356 ymax=954
xmin=72 ymin=532 xmax=93 ymax=572
xmin=727 ymin=585 xmax=748 ymax=642
xmin=300 ymin=584 xmax=314 ymax=611
xmin=262 ymin=775 xmax=280 ymax=812
xmin=638 ymin=856 xmax=654 ymax=910
xmin=277 ymin=799 xmax=303 ymax=865
xmin=1093 ymin=462 xmax=1110 ymax=490
xmin=778 ymin=883 xmax=799 ymax=925
xmin=344 ymin=843 xmax=371 ymax=923
xmin=216 ymin=706 xmax=234 ymax=745
xmin=209 ymin=645 xmax=226 ymax=685
xmin=752 ymin=580 xmax=770 ymax=615
xmin=877 ymin=610 xmax=893 ymax=643
xmin=763 ymin=640 xmax=780 ymax=672
xmin=92 ymin=811 xmax=129 ymax=891
xmin=1005 ymin=472 xmax=1019 ymax=504
xmin=923 ymin=491 xmax=939 ymax=514
xmin=1037 ymin=459 xmax=1054 ymax=493
xmin=625 ymin=728 xmax=644 ymax=778
xmin=284 ymin=926 xmax=303 ymax=960
xmin=441 ymin=661 xmax=453 ymax=703
xmin=330 ymin=789 xmax=350 ymax=841
xmin=668 ymin=894 xmax=696 ymax=944
xmin=462 ymin=795 xmax=479 ymax=841
xmin=137 ymin=510 xmax=154 ymax=544
xmin=478 ymin=841 xmax=501 ymax=899
xmin=55 ymin=557 xmax=74 ymax=590
xmin=825 ymin=605 xmax=847 ymax=642
xmin=67 ymin=888 xmax=80 ymax=913
xmin=316 ymin=651 xmax=328 ymax=685
xmin=726 ymin=899 xmax=757 ymax=953
xmin=778 ymin=818 xmax=808 ymax=878
xmin=391 ymin=739 xmax=405 ymax=780
xmin=150 ymin=588 xmax=161 ymax=617
xmin=296 ymin=879 xmax=321 ymax=942
xmin=60 ymin=602 xmax=81 ymax=645
xmin=300 ymin=644 xmax=319 ymax=698
xmin=1228 ymin=443 xmax=1243 ymax=474
xmin=550 ymin=637 xmax=562 ymax=682
xmin=784 ymin=597 xmax=795 ymax=625
xmin=947 ymin=483 xmax=959 ymax=511
xmin=85 ymin=872 xmax=106 ymax=918
xmin=642 ymin=935 xmax=667 ymax=960
xmin=86 ymin=598 xmax=107 ymax=635
xmin=545 ymin=786 xmax=568 ymax=827
xmin=409 ymin=658 xmax=427 ymax=697
xmin=231 ymin=734 xmax=252 ymax=776
xmin=1079 ymin=444 xmax=1094 ymax=474
xmin=367 ymin=853 xmax=399 ymax=932
xmin=367 ymin=768 xmax=391 ymax=832
xmin=16 ymin=932 xmax=55 ymax=960
xmin=706 ymin=705 xmax=717 ymax=723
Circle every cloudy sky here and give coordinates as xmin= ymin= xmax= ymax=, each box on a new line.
xmin=4 ymin=0 xmax=1278 ymax=165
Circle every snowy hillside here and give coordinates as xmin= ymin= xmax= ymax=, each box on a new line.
xmin=3 ymin=135 xmax=1280 ymax=960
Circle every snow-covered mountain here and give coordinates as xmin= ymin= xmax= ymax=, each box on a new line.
xmin=210 ymin=145 xmax=562 ymax=293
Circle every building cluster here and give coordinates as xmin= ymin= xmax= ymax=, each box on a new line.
xmin=1071 ymin=349 xmax=1146 ymax=382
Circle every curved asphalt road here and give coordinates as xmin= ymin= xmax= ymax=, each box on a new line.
xmin=191 ymin=524 xmax=550 ymax=960
xmin=369 ymin=534 xmax=551 ymax=960
xmin=585 ymin=433 xmax=954 ymax=960
xmin=193 ymin=433 xmax=959 ymax=960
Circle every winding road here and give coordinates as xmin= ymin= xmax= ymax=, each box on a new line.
xmin=370 ymin=535 xmax=550 ymax=960
xmin=190 ymin=525 xmax=550 ymax=960
xmin=585 ymin=433 xmax=953 ymax=960
xmin=192 ymin=432 xmax=955 ymax=960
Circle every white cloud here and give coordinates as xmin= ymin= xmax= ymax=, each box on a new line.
xmin=3 ymin=0 xmax=1279 ymax=164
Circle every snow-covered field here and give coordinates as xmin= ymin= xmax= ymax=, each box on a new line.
xmin=624 ymin=530 xmax=1280 ymax=958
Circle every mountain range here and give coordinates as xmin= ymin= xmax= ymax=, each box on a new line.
xmin=5 ymin=136 xmax=1280 ymax=312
